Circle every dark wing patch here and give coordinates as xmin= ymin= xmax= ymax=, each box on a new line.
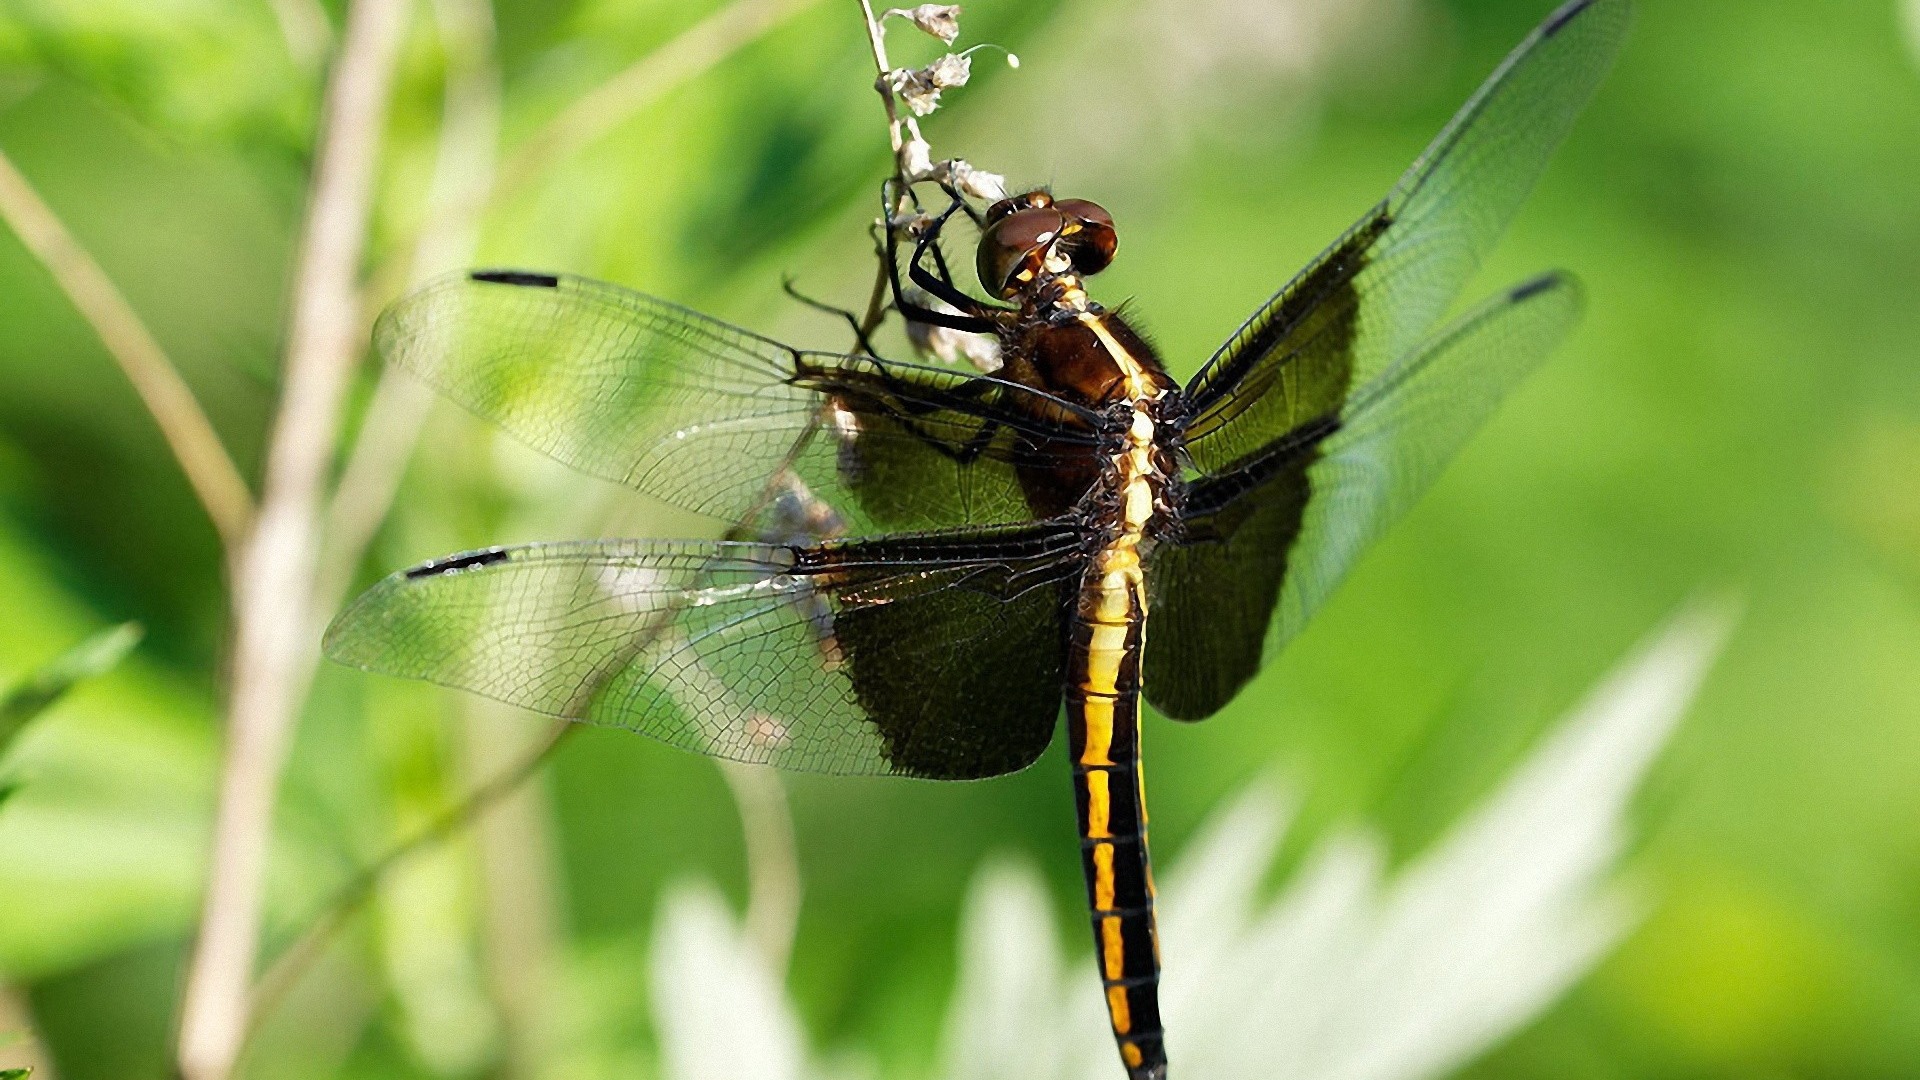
xmin=1147 ymin=274 xmax=1584 ymax=720
xmin=376 ymin=271 xmax=1101 ymax=535
xmin=818 ymin=544 xmax=1075 ymax=777
xmin=787 ymin=351 xmax=1097 ymax=533
xmin=1178 ymin=0 xmax=1628 ymax=474
xmin=325 ymin=526 xmax=1084 ymax=779
xmin=1143 ymin=451 xmax=1315 ymax=722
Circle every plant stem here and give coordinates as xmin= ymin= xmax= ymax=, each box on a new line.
xmin=246 ymin=724 xmax=574 ymax=1036
xmin=465 ymin=704 xmax=565 ymax=1077
xmin=0 ymin=149 xmax=254 ymax=553
xmin=855 ymin=0 xmax=923 ymax=337
xmin=267 ymin=0 xmax=334 ymax=70
xmin=175 ymin=2 xmax=409 ymax=1076
xmin=315 ymin=0 xmax=501 ymax=625
xmin=718 ymin=762 xmax=802 ymax=973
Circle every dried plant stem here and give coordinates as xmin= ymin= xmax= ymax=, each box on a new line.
xmin=268 ymin=0 xmax=335 ymax=70
xmin=410 ymin=0 xmax=502 ymax=280
xmin=176 ymin=2 xmax=409 ymax=1077
xmin=859 ymin=0 xmax=956 ymax=197
xmin=718 ymin=761 xmax=802 ymax=972
xmin=317 ymin=0 xmax=501 ymax=622
xmin=856 ymin=236 xmax=895 ymax=342
xmin=0 ymin=149 xmax=255 ymax=553
xmin=247 ymin=723 xmax=574 ymax=1036
xmin=0 ymin=985 xmax=54 ymax=1079
xmin=465 ymin=704 xmax=565 ymax=1077
xmin=494 ymin=0 xmax=822 ymax=202
xmin=857 ymin=0 xmax=918 ymax=165
xmin=315 ymin=370 xmax=433 ymax=614
xmin=856 ymin=0 xmax=906 ymax=335
xmin=854 ymin=0 xmax=971 ymax=338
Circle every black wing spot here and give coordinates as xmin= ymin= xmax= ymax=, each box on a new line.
xmin=1542 ymin=0 xmax=1598 ymax=37
xmin=470 ymin=270 xmax=560 ymax=288
xmin=406 ymin=548 xmax=511 ymax=579
xmin=1509 ymin=273 xmax=1564 ymax=302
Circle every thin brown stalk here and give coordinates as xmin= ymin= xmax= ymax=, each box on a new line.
xmin=493 ymin=0 xmax=822 ymax=202
xmin=856 ymin=0 xmax=902 ymax=335
xmin=176 ymin=2 xmax=410 ymax=1077
xmin=315 ymin=370 xmax=434 ymax=614
xmin=855 ymin=0 xmax=932 ymax=178
xmin=0 ymin=149 xmax=254 ymax=552
xmin=853 ymin=0 xmax=935 ymax=336
xmin=246 ymin=723 xmax=574 ymax=1036
xmin=718 ymin=761 xmax=802 ymax=973
xmin=857 ymin=0 xmax=904 ymax=151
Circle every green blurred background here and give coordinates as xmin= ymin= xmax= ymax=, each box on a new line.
xmin=1 ymin=0 xmax=1919 ymax=1076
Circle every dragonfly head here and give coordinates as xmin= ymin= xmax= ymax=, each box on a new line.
xmin=977 ymin=190 xmax=1118 ymax=300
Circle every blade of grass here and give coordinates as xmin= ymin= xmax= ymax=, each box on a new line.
xmin=0 ymin=623 xmax=144 ymax=756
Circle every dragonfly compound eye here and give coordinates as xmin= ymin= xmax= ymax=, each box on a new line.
xmin=977 ymin=206 xmax=1069 ymax=299
xmin=1052 ymin=199 xmax=1118 ymax=276
xmin=984 ymin=189 xmax=1054 ymax=228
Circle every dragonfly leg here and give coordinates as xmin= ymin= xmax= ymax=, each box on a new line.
xmin=906 ymin=201 xmax=996 ymax=316
xmin=882 ymin=185 xmax=1002 ymax=333
xmin=782 ymin=275 xmax=885 ymax=357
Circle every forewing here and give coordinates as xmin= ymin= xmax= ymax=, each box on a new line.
xmin=376 ymin=271 xmax=1098 ymax=534
xmin=1178 ymin=0 xmax=1627 ymax=473
xmin=785 ymin=351 xmax=1093 ymax=534
xmin=1145 ymin=274 xmax=1582 ymax=720
xmin=324 ymin=527 xmax=1083 ymax=779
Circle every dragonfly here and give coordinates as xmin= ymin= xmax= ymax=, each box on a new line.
xmin=325 ymin=2 xmax=1628 ymax=1076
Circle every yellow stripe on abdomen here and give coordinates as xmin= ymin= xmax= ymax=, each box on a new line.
xmin=1081 ymin=694 xmax=1115 ymax=765
xmin=1102 ymin=916 xmax=1125 ymax=980
xmin=1086 ymin=769 xmax=1112 ymax=837
xmin=1106 ymin=985 xmax=1133 ymax=1034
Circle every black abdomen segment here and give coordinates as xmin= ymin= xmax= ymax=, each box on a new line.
xmin=1067 ymin=586 xmax=1166 ymax=1080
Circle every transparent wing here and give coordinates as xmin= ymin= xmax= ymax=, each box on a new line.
xmin=1145 ymin=274 xmax=1583 ymax=720
xmin=1178 ymin=0 xmax=1627 ymax=473
xmin=325 ymin=526 xmax=1084 ymax=779
xmin=376 ymin=270 xmax=1101 ymax=534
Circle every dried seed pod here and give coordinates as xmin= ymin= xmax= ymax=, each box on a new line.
xmin=885 ymin=4 xmax=962 ymax=45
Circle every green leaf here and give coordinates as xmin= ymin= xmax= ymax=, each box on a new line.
xmin=0 ymin=1067 xmax=32 ymax=1078
xmin=0 ymin=623 xmax=144 ymax=757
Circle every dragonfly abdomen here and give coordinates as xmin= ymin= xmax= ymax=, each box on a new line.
xmin=1068 ymin=569 xmax=1167 ymax=1080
